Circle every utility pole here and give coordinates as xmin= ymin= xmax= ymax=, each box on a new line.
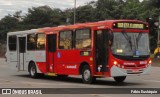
xmin=158 ymin=15 xmax=160 ymax=47
xmin=74 ymin=0 xmax=76 ymax=24
xmin=155 ymin=15 xmax=160 ymax=58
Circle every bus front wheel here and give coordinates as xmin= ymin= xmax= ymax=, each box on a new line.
xmin=29 ymin=63 xmax=38 ymax=78
xmin=113 ymin=76 xmax=126 ymax=82
xmin=82 ymin=65 xmax=95 ymax=84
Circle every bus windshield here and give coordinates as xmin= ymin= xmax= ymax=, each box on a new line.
xmin=111 ymin=32 xmax=150 ymax=56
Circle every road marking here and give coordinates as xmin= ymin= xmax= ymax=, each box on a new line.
xmin=0 ymin=83 xmax=11 ymax=85
xmin=127 ymin=78 xmax=160 ymax=83
xmin=0 ymin=79 xmax=12 ymax=83
xmin=89 ymin=94 xmax=111 ymax=97
xmin=19 ymin=81 xmax=104 ymax=88
xmin=0 ymin=79 xmax=89 ymax=87
xmin=141 ymin=79 xmax=160 ymax=83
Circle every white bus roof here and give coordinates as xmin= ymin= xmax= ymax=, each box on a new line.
xmin=7 ymin=29 xmax=39 ymax=36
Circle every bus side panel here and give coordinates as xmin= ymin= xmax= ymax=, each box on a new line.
xmin=7 ymin=51 xmax=18 ymax=70
xmin=26 ymin=51 xmax=36 ymax=63
xmin=36 ymin=62 xmax=47 ymax=73
xmin=35 ymin=51 xmax=46 ymax=73
xmin=55 ymin=50 xmax=79 ymax=75
xmin=6 ymin=35 xmax=18 ymax=70
xmin=55 ymin=50 xmax=92 ymax=75
xmin=26 ymin=50 xmax=46 ymax=73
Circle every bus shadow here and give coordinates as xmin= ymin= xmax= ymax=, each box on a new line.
xmin=15 ymin=74 xmax=145 ymax=86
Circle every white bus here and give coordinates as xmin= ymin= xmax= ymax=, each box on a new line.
xmin=6 ymin=29 xmax=47 ymax=76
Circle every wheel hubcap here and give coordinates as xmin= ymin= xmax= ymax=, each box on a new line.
xmin=84 ymin=69 xmax=90 ymax=81
xmin=30 ymin=66 xmax=35 ymax=76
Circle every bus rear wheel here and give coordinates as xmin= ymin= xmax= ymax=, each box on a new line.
xmin=29 ymin=63 xmax=38 ymax=78
xmin=82 ymin=65 xmax=95 ymax=84
xmin=113 ymin=76 xmax=126 ymax=82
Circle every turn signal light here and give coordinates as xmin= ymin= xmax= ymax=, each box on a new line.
xmin=113 ymin=61 xmax=117 ymax=65
xmin=149 ymin=60 xmax=152 ymax=64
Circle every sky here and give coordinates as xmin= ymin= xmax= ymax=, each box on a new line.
xmin=0 ymin=0 xmax=97 ymax=19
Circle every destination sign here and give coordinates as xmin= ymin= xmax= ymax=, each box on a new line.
xmin=113 ymin=22 xmax=147 ymax=29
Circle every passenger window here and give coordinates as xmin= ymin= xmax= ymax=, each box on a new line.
xmin=59 ymin=31 xmax=72 ymax=49
xmin=36 ymin=33 xmax=45 ymax=50
xmin=8 ymin=36 xmax=17 ymax=51
xmin=27 ymin=34 xmax=36 ymax=50
xmin=75 ymin=29 xmax=91 ymax=49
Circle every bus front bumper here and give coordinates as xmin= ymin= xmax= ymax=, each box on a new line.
xmin=110 ymin=65 xmax=151 ymax=77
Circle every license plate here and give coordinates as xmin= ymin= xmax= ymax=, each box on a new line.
xmin=132 ymin=69 xmax=139 ymax=72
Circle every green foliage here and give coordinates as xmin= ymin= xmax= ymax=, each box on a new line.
xmin=0 ymin=15 xmax=19 ymax=41
xmin=0 ymin=0 xmax=160 ymax=52
xmin=76 ymin=5 xmax=96 ymax=23
xmin=146 ymin=0 xmax=160 ymax=8
xmin=23 ymin=6 xmax=65 ymax=28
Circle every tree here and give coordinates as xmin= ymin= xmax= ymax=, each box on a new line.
xmin=63 ymin=2 xmax=96 ymax=24
xmin=13 ymin=11 xmax=23 ymax=21
xmin=76 ymin=5 xmax=96 ymax=23
xmin=23 ymin=5 xmax=65 ymax=29
xmin=95 ymin=0 xmax=119 ymax=20
xmin=0 ymin=1 xmax=160 ymax=53
xmin=0 ymin=15 xmax=19 ymax=41
xmin=147 ymin=0 xmax=160 ymax=8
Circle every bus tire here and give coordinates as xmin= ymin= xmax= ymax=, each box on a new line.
xmin=29 ymin=62 xmax=38 ymax=78
xmin=113 ymin=76 xmax=126 ymax=82
xmin=82 ymin=65 xmax=95 ymax=84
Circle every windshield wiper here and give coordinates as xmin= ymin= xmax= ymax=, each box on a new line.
xmin=136 ymin=33 xmax=142 ymax=48
xmin=121 ymin=31 xmax=132 ymax=50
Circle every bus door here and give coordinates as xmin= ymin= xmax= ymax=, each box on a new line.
xmin=46 ymin=34 xmax=57 ymax=73
xmin=94 ymin=29 xmax=109 ymax=72
xmin=18 ymin=37 xmax=26 ymax=71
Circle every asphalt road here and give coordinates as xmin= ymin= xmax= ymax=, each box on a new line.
xmin=0 ymin=58 xmax=160 ymax=97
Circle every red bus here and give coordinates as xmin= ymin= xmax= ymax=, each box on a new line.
xmin=6 ymin=20 xmax=151 ymax=84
